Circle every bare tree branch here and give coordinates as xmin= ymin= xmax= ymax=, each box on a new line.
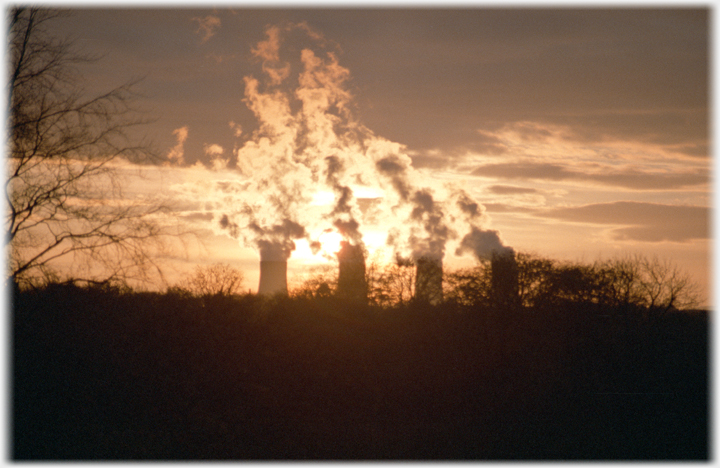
xmin=6 ymin=7 xmax=175 ymax=289
xmin=175 ymin=263 xmax=245 ymax=297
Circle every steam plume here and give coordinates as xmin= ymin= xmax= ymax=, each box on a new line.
xmin=324 ymin=155 xmax=364 ymax=246
xmin=175 ymin=21 xmax=516 ymax=293
xmin=455 ymin=226 xmax=514 ymax=261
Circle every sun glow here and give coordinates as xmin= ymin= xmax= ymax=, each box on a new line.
xmin=318 ymin=229 xmax=344 ymax=256
xmin=311 ymin=190 xmax=336 ymax=206
xmin=290 ymin=226 xmax=390 ymax=265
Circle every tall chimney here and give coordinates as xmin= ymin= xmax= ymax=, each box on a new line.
xmin=415 ymin=256 xmax=443 ymax=305
xmin=258 ymin=260 xmax=288 ymax=295
xmin=490 ymin=249 xmax=519 ymax=308
xmin=258 ymin=244 xmax=289 ymax=295
xmin=336 ymin=241 xmax=367 ymax=302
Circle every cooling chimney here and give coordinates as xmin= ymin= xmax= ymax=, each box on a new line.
xmin=336 ymin=241 xmax=367 ymax=302
xmin=257 ymin=244 xmax=288 ymax=295
xmin=258 ymin=260 xmax=288 ymax=295
xmin=415 ymin=256 xmax=443 ymax=305
xmin=490 ymin=249 xmax=519 ymax=308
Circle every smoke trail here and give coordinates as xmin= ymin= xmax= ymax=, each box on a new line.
xmin=250 ymin=218 xmax=307 ymax=261
xmin=229 ymin=22 xmax=366 ymax=262
xmin=456 ymin=190 xmax=483 ymax=220
xmin=187 ymin=21 xmax=515 ymax=284
xmin=324 ymin=155 xmax=364 ymax=246
xmin=408 ymin=189 xmax=454 ymax=261
xmin=375 ymin=150 xmax=456 ymax=264
xmin=218 ymin=213 xmax=240 ymax=239
xmin=375 ymin=154 xmax=412 ymax=202
xmin=452 ymin=188 xmax=513 ymax=261
xmin=455 ymin=226 xmax=514 ymax=261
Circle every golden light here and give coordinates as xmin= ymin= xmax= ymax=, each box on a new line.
xmin=360 ymin=229 xmax=389 ymax=259
xmin=318 ymin=229 xmax=344 ymax=256
xmin=311 ymin=190 xmax=336 ymax=206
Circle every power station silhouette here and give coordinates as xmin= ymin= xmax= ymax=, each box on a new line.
xmin=256 ymin=239 xmax=520 ymax=306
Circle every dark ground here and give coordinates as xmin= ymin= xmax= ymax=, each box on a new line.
xmin=11 ymin=285 xmax=709 ymax=460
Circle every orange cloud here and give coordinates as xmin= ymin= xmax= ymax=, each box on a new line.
xmin=471 ymin=161 xmax=708 ymax=190
xmin=193 ymin=15 xmax=221 ymax=43
xmin=539 ymin=201 xmax=708 ymax=243
xmin=252 ymin=25 xmax=290 ymax=85
xmin=166 ymin=126 xmax=189 ymax=166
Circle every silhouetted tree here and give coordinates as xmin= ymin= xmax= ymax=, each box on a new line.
xmin=291 ymin=264 xmax=338 ymax=299
xmin=7 ymin=8 xmax=171 ymax=288
xmin=593 ymin=256 xmax=643 ymax=311
xmin=174 ymin=263 xmax=244 ymax=297
xmin=444 ymin=265 xmax=491 ymax=307
xmin=632 ymin=255 xmax=700 ymax=313
xmin=515 ymin=252 xmax=555 ymax=308
xmin=366 ymin=255 xmax=415 ymax=307
xmin=443 ymin=252 xmax=701 ymax=315
xmin=543 ymin=264 xmax=606 ymax=306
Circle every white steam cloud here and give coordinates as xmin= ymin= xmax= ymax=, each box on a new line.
xmin=175 ymin=22 xmax=512 ymax=267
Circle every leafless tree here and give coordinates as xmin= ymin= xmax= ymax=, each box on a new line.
xmin=443 ymin=251 xmax=701 ymax=313
xmin=366 ymin=255 xmax=415 ymax=307
xmin=591 ymin=255 xmax=700 ymax=313
xmin=444 ymin=265 xmax=491 ymax=307
xmin=291 ymin=264 xmax=337 ymax=299
xmin=7 ymin=8 xmax=172 ymax=289
xmin=175 ymin=263 xmax=245 ymax=297
xmin=634 ymin=255 xmax=700 ymax=313
xmin=593 ymin=256 xmax=643 ymax=310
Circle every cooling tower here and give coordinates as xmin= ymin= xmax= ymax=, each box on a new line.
xmin=415 ymin=256 xmax=443 ymax=305
xmin=336 ymin=241 xmax=367 ymax=302
xmin=490 ymin=250 xmax=520 ymax=308
xmin=258 ymin=260 xmax=288 ymax=295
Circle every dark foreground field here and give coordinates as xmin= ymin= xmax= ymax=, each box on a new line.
xmin=12 ymin=285 xmax=708 ymax=460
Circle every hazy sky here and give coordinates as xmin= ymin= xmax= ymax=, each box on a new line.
xmin=46 ymin=7 xmax=710 ymax=302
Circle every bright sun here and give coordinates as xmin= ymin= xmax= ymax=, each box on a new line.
xmin=291 ymin=226 xmax=388 ymax=265
xmin=318 ymin=229 xmax=344 ymax=256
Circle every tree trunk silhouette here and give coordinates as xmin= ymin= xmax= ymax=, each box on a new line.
xmin=7 ymin=7 xmax=177 ymax=288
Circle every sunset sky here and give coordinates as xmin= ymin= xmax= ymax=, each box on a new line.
xmin=45 ymin=7 xmax=710 ymax=304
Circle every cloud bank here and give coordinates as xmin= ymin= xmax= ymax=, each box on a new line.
xmin=539 ymin=201 xmax=708 ymax=243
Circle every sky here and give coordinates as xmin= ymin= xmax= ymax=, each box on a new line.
xmin=43 ymin=6 xmax=710 ymax=304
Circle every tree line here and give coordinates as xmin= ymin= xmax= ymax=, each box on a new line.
xmin=12 ymin=259 xmax=708 ymax=459
xmin=172 ymin=250 xmax=701 ymax=317
xmin=443 ymin=253 xmax=700 ymax=314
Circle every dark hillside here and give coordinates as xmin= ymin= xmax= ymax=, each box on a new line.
xmin=12 ymin=285 xmax=708 ymax=459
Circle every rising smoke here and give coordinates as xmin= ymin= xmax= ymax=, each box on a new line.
xmin=174 ymin=21 xmax=514 ymax=287
xmin=456 ymin=226 xmax=514 ymax=261
xmin=324 ymin=155 xmax=364 ymax=246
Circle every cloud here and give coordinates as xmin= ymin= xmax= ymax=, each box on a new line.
xmin=455 ymin=226 xmax=513 ymax=261
xmin=471 ymin=161 xmax=707 ymax=190
xmin=405 ymin=130 xmax=509 ymax=170
xmin=251 ymin=24 xmax=282 ymax=62
xmin=539 ymin=201 xmax=708 ymax=243
xmin=483 ymin=203 xmax=536 ymax=213
xmin=355 ymin=9 xmax=706 ymax=156
xmin=203 ymin=143 xmax=229 ymax=170
xmin=193 ymin=15 xmax=221 ymax=43
xmin=408 ymin=154 xmax=451 ymax=169
xmin=547 ymin=109 xmax=708 ymax=151
xmin=167 ymin=20 xmax=510 ymax=268
xmin=670 ymin=142 xmax=708 ymax=159
xmin=166 ymin=126 xmax=189 ymax=166
xmin=487 ymin=185 xmax=539 ymax=195
xmin=251 ymin=25 xmax=290 ymax=85
xmin=204 ymin=143 xmax=223 ymax=157
xmin=228 ymin=121 xmax=243 ymax=138
xmin=179 ymin=212 xmax=214 ymax=222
